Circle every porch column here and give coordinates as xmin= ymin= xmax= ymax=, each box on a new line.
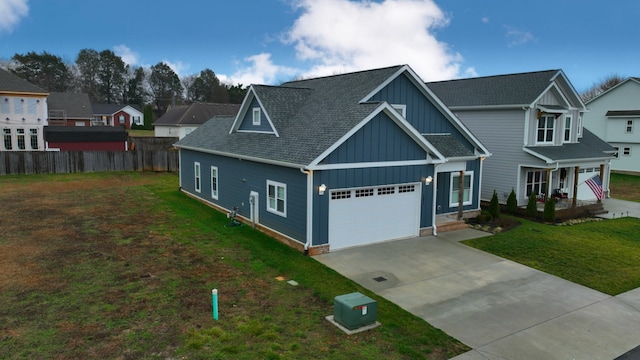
xmin=572 ymin=166 xmax=579 ymax=208
xmin=545 ymin=168 xmax=551 ymax=200
xmin=457 ymin=170 xmax=464 ymax=220
xmin=599 ymin=163 xmax=605 ymax=203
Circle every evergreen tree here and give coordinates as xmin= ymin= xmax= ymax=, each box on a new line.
xmin=506 ymin=189 xmax=518 ymax=214
xmin=12 ymin=51 xmax=72 ymax=92
xmin=489 ymin=190 xmax=500 ymax=218
xmin=543 ymin=197 xmax=556 ymax=223
xmin=526 ymin=193 xmax=538 ymax=218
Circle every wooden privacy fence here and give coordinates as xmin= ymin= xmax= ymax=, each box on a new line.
xmin=0 ymin=150 xmax=179 ymax=175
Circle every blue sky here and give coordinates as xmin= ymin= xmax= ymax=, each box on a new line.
xmin=1 ymin=0 xmax=638 ymax=93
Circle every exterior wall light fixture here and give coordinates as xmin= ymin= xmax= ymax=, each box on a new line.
xmin=319 ymin=184 xmax=327 ymax=195
xmin=424 ymin=176 xmax=433 ymax=185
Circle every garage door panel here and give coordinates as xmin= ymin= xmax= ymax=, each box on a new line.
xmin=329 ymin=184 xmax=420 ymax=250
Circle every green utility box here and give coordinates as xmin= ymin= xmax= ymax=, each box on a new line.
xmin=333 ymin=292 xmax=378 ymax=330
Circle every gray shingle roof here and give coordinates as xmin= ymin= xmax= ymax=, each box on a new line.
xmin=48 ymin=92 xmax=93 ymax=119
xmin=0 ymin=68 xmax=48 ymax=94
xmin=153 ymin=102 xmax=240 ymax=126
xmin=525 ymin=128 xmax=615 ymax=162
xmin=423 ymin=134 xmax=475 ymax=158
xmin=92 ymin=103 xmax=142 ymax=115
xmin=605 ymin=110 xmax=640 ymax=117
xmin=427 ymin=70 xmax=560 ymax=107
xmin=176 ymin=66 xmax=407 ymax=166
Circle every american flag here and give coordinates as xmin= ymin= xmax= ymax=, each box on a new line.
xmin=585 ymin=174 xmax=604 ymax=200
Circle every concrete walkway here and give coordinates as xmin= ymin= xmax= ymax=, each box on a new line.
xmin=599 ymin=198 xmax=640 ymax=219
xmin=314 ymin=228 xmax=640 ymax=359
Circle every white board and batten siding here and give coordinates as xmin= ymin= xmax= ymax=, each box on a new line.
xmin=328 ymin=183 xmax=421 ymax=250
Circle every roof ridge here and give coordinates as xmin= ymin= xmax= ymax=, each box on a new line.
xmin=427 ymin=69 xmax=560 ymax=84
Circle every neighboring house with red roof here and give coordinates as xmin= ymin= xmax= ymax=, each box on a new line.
xmin=47 ymin=92 xmax=93 ymax=127
xmin=583 ymin=77 xmax=640 ymax=175
xmin=1 ymin=68 xmax=49 ymax=151
xmin=92 ymin=103 xmax=143 ymax=129
xmin=153 ymin=102 xmax=240 ymax=139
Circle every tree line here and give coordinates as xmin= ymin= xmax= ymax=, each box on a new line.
xmin=3 ymin=50 xmax=247 ymax=117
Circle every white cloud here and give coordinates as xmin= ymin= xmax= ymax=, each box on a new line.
xmin=222 ymin=53 xmax=298 ymax=86
xmin=113 ymin=44 xmax=139 ymax=66
xmin=224 ymin=0 xmax=472 ymax=85
xmin=505 ymin=26 xmax=536 ymax=47
xmin=0 ymin=0 xmax=29 ymax=34
xmin=162 ymin=60 xmax=189 ymax=78
xmin=283 ymin=0 xmax=467 ymax=82
xmin=481 ymin=16 xmax=490 ymax=24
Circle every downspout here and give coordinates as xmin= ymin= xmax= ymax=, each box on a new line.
xmin=300 ymin=168 xmax=313 ymax=253
xmin=431 ymin=164 xmax=440 ymax=236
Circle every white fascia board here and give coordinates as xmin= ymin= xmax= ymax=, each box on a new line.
xmin=229 ymin=86 xmax=255 ymax=134
xmin=307 ymin=102 xmax=445 ymax=168
xmin=175 ymin=144 xmax=305 ymax=169
xmin=308 ymin=159 xmax=433 ymax=171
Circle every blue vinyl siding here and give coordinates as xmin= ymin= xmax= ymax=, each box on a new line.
xmin=238 ymin=98 xmax=274 ymax=133
xmin=369 ymin=73 xmax=475 ymax=151
xmin=435 ymin=159 xmax=481 ymax=214
xmin=312 ymin=164 xmax=434 ymax=246
xmin=180 ymin=149 xmax=307 ymax=243
xmin=322 ymin=112 xmax=426 ymax=164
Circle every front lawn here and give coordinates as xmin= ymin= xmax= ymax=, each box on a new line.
xmin=464 ymin=216 xmax=640 ymax=295
xmin=0 ymin=172 xmax=467 ymax=359
xmin=610 ymin=172 xmax=640 ymax=202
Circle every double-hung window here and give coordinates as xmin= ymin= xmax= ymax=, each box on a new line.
xmin=450 ymin=172 xmax=473 ymax=206
xmin=16 ymin=128 xmax=25 ymax=150
xmin=267 ymin=180 xmax=286 ymax=217
xmin=211 ymin=166 xmax=219 ymax=199
xmin=194 ymin=162 xmax=201 ymax=193
xmin=626 ymin=120 xmax=634 ymax=133
xmin=252 ymin=108 xmax=261 ymax=126
xmin=537 ymin=115 xmax=555 ymax=144
xmin=526 ymin=170 xmax=547 ymax=197
xmin=29 ymin=129 xmax=38 ymax=150
xmin=563 ymin=116 xmax=572 ymax=142
xmin=3 ymin=128 xmax=12 ymax=150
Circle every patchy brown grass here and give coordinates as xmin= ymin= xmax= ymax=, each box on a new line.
xmin=0 ymin=172 xmax=466 ymax=359
xmin=610 ymin=172 xmax=640 ymax=202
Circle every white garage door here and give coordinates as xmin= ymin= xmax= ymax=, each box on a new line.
xmin=329 ymin=183 xmax=421 ymax=250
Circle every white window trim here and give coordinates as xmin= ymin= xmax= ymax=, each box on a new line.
xmin=626 ymin=120 xmax=634 ymax=133
xmin=252 ymin=107 xmax=261 ymax=126
xmin=211 ymin=166 xmax=219 ymax=200
xmin=194 ymin=162 xmax=201 ymax=193
xmin=266 ymin=180 xmax=287 ymax=217
xmin=536 ymin=115 xmax=555 ymax=144
xmin=449 ymin=171 xmax=473 ymax=207
xmin=623 ymin=147 xmax=632 ymax=156
xmin=392 ymin=104 xmax=406 ymax=118
xmin=563 ymin=115 xmax=572 ymax=143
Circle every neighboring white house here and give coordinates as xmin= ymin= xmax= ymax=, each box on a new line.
xmin=153 ymin=102 xmax=239 ymax=139
xmin=583 ymin=77 xmax=640 ymax=174
xmin=92 ymin=103 xmax=144 ymax=129
xmin=427 ymin=69 xmax=616 ymax=205
xmin=1 ymin=68 xmax=49 ymax=151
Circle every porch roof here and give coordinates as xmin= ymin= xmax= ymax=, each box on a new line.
xmin=605 ymin=110 xmax=640 ymax=117
xmin=524 ymin=127 xmax=615 ymax=163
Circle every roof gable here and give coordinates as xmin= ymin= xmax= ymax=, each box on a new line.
xmin=176 ymin=65 xmax=487 ymax=168
xmin=585 ymin=77 xmax=640 ymax=105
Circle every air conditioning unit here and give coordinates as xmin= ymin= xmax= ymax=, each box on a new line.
xmin=333 ymin=292 xmax=377 ymax=330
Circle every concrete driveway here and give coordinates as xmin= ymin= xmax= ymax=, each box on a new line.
xmin=314 ymin=229 xmax=640 ymax=359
